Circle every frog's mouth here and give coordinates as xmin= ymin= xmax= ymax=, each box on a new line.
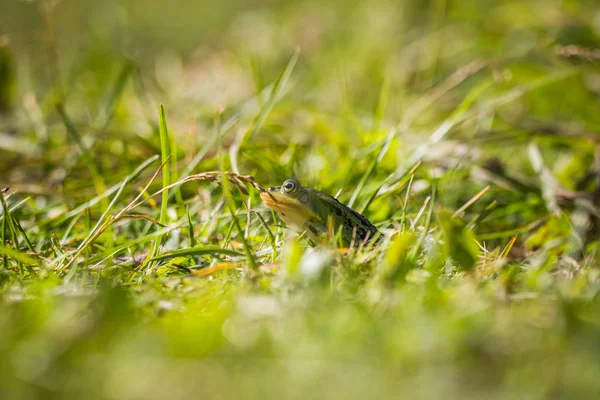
xmin=260 ymin=191 xmax=313 ymax=229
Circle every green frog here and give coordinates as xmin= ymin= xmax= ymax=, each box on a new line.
xmin=260 ymin=179 xmax=380 ymax=246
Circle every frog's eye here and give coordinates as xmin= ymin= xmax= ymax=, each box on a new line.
xmin=282 ymin=179 xmax=299 ymax=193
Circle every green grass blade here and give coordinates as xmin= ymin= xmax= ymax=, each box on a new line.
xmin=158 ymin=104 xmax=171 ymax=225
xmin=97 ymin=61 xmax=133 ymax=129
xmin=372 ymin=73 xmax=390 ymax=132
xmin=231 ymin=48 xmax=300 ymax=173
xmin=150 ymin=246 xmax=244 ymax=261
xmin=59 ymin=155 xmax=159 ymax=223
xmin=76 ymin=178 xmax=129 ymax=252
xmin=349 ymin=127 xmax=395 ymax=209
xmin=0 ymin=243 xmax=40 ymax=266
xmin=220 ymin=170 xmax=258 ymax=270
xmin=0 ymin=191 xmax=19 ymax=258
xmin=409 ymin=181 xmax=436 ymax=260
xmin=243 ymin=48 xmax=299 ymax=146
xmin=253 ymin=210 xmax=277 ymax=262
xmin=144 ymin=104 xmax=172 ymax=270
xmin=1 ymin=202 xmax=6 ymax=269
xmin=528 ymin=142 xmax=561 ymax=216
xmin=186 ymin=206 xmax=196 ymax=247
xmin=388 ymin=79 xmax=493 ymax=189
xmin=87 ymin=223 xmax=183 ymax=266
xmin=56 ymin=103 xmax=108 ymax=207
xmin=179 ymin=115 xmax=239 ymax=180
xmin=11 ymin=215 xmax=34 ymax=252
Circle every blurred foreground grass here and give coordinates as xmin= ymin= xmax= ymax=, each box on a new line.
xmin=2 ymin=0 xmax=600 ymax=399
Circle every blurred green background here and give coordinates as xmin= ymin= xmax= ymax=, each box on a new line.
xmin=2 ymin=1 xmax=600 ymax=399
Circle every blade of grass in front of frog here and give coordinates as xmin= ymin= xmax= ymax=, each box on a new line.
xmin=328 ymin=217 xmax=345 ymax=248
xmin=252 ymin=211 xmax=277 ymax=262
xmin=220 ymin=157 xmax=258 ymax=270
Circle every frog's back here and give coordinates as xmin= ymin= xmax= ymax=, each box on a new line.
xmin=310 ymin=189 xmax=380 ymax=245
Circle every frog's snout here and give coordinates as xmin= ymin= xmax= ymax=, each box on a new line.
xmin=260 ymin=191 xmax=278 ymax=204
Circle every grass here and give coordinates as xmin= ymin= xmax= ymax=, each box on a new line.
xmin=2 ymin=0 xmax=600 ymax=399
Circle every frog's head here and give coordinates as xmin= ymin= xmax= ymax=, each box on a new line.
xmin=260 ymin=179 xmax=319 ymax=233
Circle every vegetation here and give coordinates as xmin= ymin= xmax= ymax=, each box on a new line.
xmin=1 ymin=0 xmax=600 ymax=398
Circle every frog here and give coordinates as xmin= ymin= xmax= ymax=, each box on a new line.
xmin=260 ymin=178 xmax=380 ymax=246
